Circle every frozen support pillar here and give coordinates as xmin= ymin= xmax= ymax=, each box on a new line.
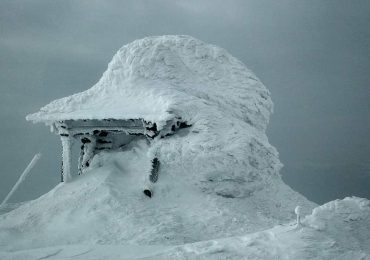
xmin=79 ymin=135 xmax=96 ymax=174
xmin=61 ymin=134 xmax=72 ymax=182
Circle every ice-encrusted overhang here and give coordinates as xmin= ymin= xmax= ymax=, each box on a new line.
xmin=54 ymin=118 xmax=190 ymax=139
xmin=25 ymin=94 xmax=173 ymax=130
xmin=56 ymin=119 xmax=148 ymax=136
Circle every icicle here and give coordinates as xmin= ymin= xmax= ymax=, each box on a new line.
xmin=81 ymin=135 xmax=96 ymax=173
xmin=149 ymin=157 xmax=160 ymax=183
xmin=78 ymin=143 xmax=84 ymax=175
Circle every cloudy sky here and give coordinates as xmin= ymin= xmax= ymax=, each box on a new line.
xmin=0 ymin=0 xmax=369 ymax=204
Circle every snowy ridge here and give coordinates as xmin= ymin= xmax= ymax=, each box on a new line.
xmin=161 ymin=197 xmax=370 ymax=259
xmin=1 ymin=197 xmax=368 ymax=259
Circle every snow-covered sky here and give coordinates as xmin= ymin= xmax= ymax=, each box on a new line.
xmin=0 ymin=0 xmax=369 ymax=204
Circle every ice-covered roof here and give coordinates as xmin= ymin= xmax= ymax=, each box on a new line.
xmin=26 ymin=35 xmax=272 ymax=131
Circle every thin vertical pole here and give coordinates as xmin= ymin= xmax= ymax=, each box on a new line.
xmin=61 ymin=135 xmax=72 ymax=182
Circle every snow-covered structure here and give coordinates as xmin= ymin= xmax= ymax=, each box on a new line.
xmin=27 ymin=37 xmax=194 ymax=183
xmin=26 ymin=35 xmax=273 ymax=187
xmin=1 ymin=35 xmax=368 ymax=258
xmin=14 ymin=35 xmax=319 ymax=248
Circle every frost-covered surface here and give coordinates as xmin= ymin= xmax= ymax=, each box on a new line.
xmin=304 ymin=197 xmax=370 ymax=255
xmin=0 ymin=138 xmax=314 ymax=250
xmin=153 ymin=197 xmax=370 ymax=259
xmin=1 ymin=197 xmax=369 ymax=259
xmin=0 ymin=35 xmax=324 ymax=256
xmin=27 ymin=35 xmax=271 ymax=131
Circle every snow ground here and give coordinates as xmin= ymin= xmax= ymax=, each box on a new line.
xmin=0 ymin=151 xmax=368 ymax=259
xmin=1 ymin=197 xmax=369 ymax=259
xmin=0 ymin=141 xmax=314 ymax=250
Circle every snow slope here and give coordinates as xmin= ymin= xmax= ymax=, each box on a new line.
xmin=1 ymin=197 xmax=369 ymax=259
xmin=151 ymin=197 xmax=370 ymax=259
xmin=0 ymin=139 xmax=314 ymax=250
xmin=0 ymin=35 xmax=324 ymax=256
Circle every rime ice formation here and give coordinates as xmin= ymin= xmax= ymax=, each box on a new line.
xmin=26 ymin=35 xmax=270 ymax=131
xmin=0 ymin=36 xmax=324 ymax=254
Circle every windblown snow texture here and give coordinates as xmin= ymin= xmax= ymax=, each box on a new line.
xmin=1 ymin=197 xmax=369 ymax=259
xmin=26 ymin=35 xmax=271 ymax=131
xmin=2 ymin=36 xmax=319 ymax=252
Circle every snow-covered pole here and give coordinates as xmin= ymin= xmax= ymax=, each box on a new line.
xmin=0 ymin=153 xmax=42 ymax=208
xmin=295 ymin=206 xmax=302 ymax=227
xmin=61 ymin=135 xmax=73 ymax=182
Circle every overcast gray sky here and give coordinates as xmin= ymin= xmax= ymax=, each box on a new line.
xmin=0 ymin=0 xmax=369 ymax=204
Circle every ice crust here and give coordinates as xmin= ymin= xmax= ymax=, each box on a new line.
xmin=0 ymin=36 xmax=322 ymax=252
xmin=26 ymin=35 xmax=271 ymax=131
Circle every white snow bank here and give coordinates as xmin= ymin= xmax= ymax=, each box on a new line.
xmin=0 ymin=139 xmax=314 ymax=251
xmin=1 ymin=197 xmax=368 ymax=259
xmin=306 ymin=197 xmax=370 ymax=230
xmin=165 ymin=197 xmax=370 ymax=259
xmin=304 ymin=197 xmax=370 ymax=254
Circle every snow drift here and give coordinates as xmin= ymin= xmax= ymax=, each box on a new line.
xmin=2 ymin=36 xmax=317 ymax=251
xmin=1 ymin=197 xmax=369 ymax=259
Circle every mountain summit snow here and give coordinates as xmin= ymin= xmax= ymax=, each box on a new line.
xmin=2 ymin=36 xmax=317 ymax=252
